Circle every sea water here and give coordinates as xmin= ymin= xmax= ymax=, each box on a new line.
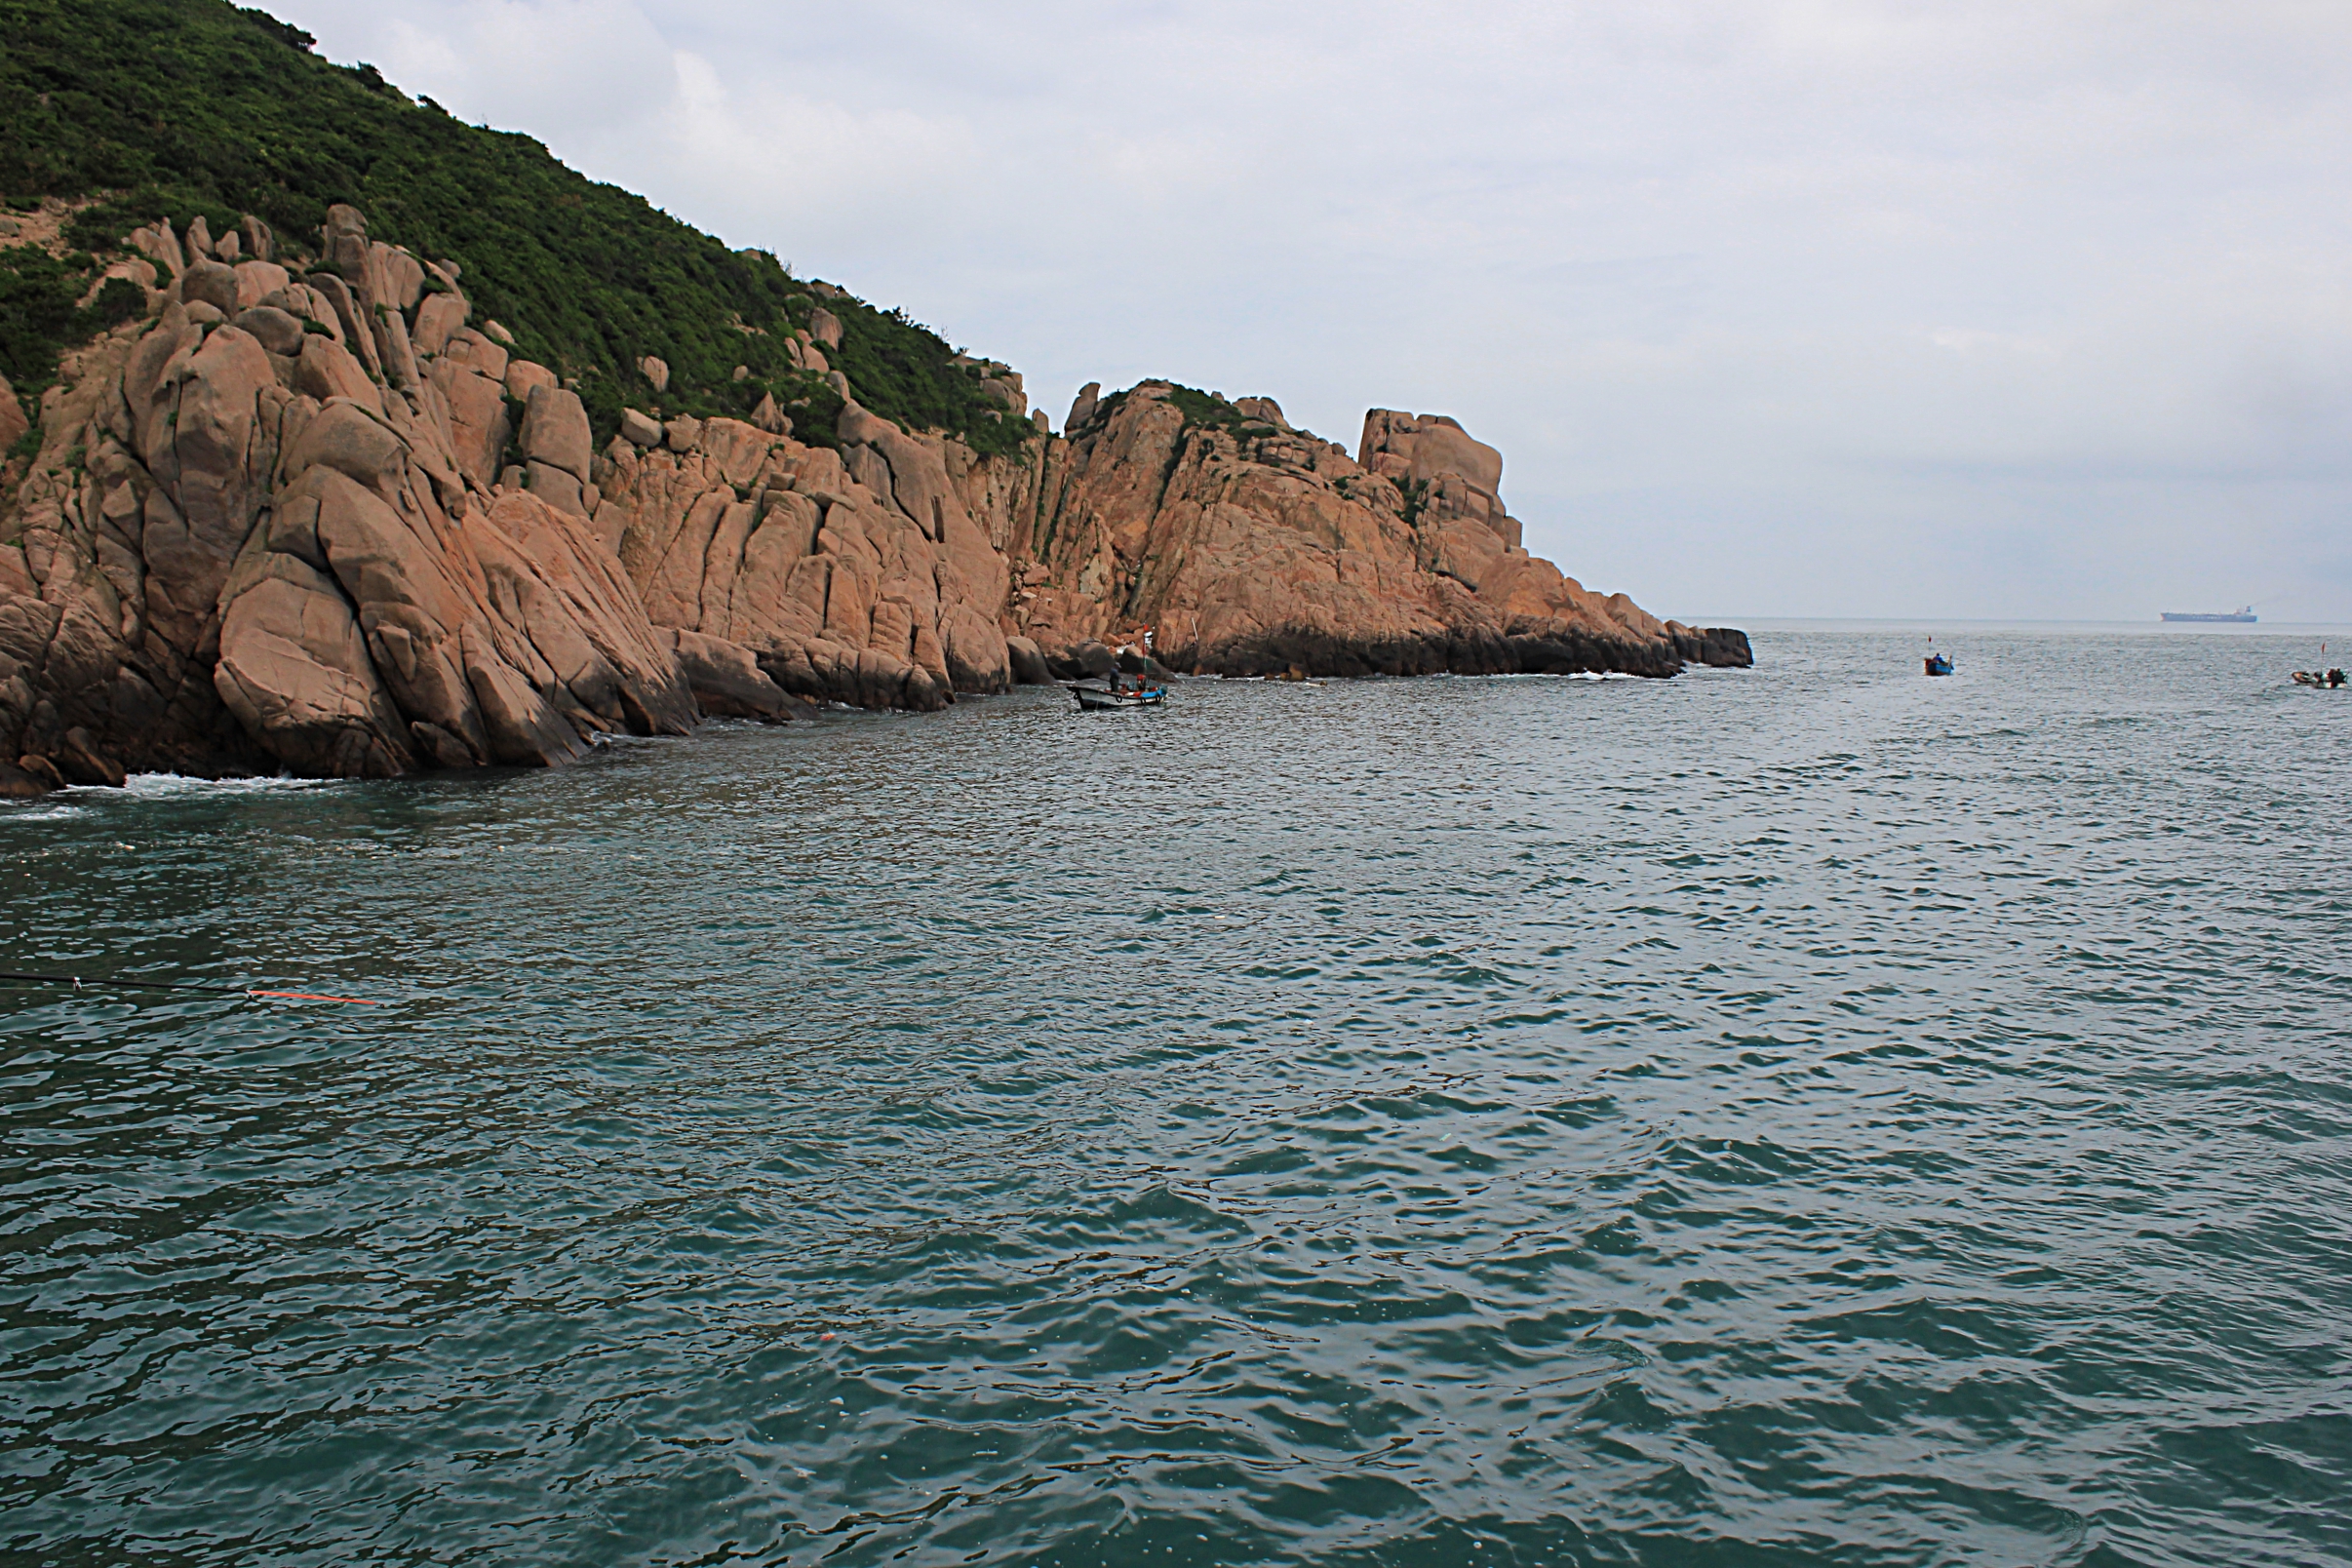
xmin=3 ymin=624 xmax=2347 ymax=1566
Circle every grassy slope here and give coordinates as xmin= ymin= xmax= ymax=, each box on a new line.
xmin=0 ymin=0 xmax=1028 ymax=454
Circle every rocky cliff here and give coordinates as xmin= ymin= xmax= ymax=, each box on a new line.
xmin=0 ymin=206 xmax=703 ymax=795
xmin=1000 ymin=386 xmax=1751 ymax=680
xmin=0 ymin=200 xmax=1746 ymax=795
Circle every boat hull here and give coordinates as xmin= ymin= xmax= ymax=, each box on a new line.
xmin=1071 ymin=685 xmax=1167 ymax=710
xmin=2161 ymin=612 xmax=2256 ymax=623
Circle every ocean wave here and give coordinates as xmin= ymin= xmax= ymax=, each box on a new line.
xmin=3 ymin=626 xmax=2345 ymax=1567
xmin=118 ymin=770 xmax=348 ymax=796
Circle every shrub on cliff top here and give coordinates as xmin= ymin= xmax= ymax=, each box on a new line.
xmin=0 ymin=245 xmax=135 ymax=400
xmin=1164 ymin=385 xmax=1282 ymax=443
xmin=0 ymin=0 xmax=1026 ymax=454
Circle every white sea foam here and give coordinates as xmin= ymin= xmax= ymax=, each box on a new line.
xmin=119 ymin=772 xmax=346 ymax=797
xmin=1490 ymin=669 xmax=1638 ymax=681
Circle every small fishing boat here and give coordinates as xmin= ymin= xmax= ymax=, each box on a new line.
xmin=2291 ymin=670 xmax=2345 ymax=688
xmin=1924 ymin=653 xmax=1953 ymax=677
xmin=1069 ymin=680 xmax=1167 ymax=710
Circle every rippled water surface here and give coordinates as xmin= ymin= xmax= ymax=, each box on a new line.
xmin=4 ymin=625 xmax=2349 ymax=1567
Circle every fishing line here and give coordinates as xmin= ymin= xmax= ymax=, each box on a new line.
xmin=0 ymin=970 xmax=378 ymax=1005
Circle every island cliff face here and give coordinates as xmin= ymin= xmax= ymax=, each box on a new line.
xmin=0 ymin=204 xmax=1748 ymax=794
xmin=0 ymin=210 xmax=696 ymax=793
xmin=1003 ymin=387 xmax=1752 ymax=679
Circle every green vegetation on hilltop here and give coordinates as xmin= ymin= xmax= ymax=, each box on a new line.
xmin=0 ymin=241 xmax=138 ymax=420
xmin=1079 ymin=383 xmax=1284 ymax=446
xmin=1164 ymin=385 xmax=1281 ymax=443
xmin=0 ymin=0 xmax=1029 ymax=453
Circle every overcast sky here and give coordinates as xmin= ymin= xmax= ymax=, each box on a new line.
xmin=277 ymin=0 xmax=2352 ymax=622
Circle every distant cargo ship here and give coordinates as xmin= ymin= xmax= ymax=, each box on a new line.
xmin=2161 ymin=607 xmax=2256 ymax=623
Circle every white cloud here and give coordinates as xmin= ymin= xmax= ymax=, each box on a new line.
xmin=277 ymin=0 xmax=2352 ymax=620
xmin=656 ymin=50 xmax=983 ymax=232
xmin=372 ymin=0 xmax=675 ymax=136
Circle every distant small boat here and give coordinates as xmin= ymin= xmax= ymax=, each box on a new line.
xmin=2291 ymin=670 xmax=2345 ymax=688
xmin=1069 ymin=681 xmax=1167 ymax=710
xmin=1924 ymin=653 xmax=1953 ymax=677
xmin=2162 ymin=607 xmax=2255 ymax=623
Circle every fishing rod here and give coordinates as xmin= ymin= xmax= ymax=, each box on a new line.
xmin=0 ymin=970 xmax=378 ymax=1005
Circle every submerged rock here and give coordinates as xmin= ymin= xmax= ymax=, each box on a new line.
xmin=657 ymin=625 xmax=810 ymax=722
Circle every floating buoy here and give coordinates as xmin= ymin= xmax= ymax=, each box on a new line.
xmin=0 ymin=969 xmax=377 ymax=1004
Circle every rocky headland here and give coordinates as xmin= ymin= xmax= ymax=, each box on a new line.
xmin=1016 ymin=387 xmax=1750 ymax=680
xmin=0 ymin=3 xmax=1745 ymax=795
xmin=0 ymin=201 xmax=1748 ymax=794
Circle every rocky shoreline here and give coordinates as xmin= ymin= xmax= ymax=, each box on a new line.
xmin=0 ymin=204 xmax=1747 ymax=796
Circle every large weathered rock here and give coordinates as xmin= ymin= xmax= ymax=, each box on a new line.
xmin=506 ymin=361 xmax=557 ymax=404
xmin=374 ymin=244 xmax=426 ymax=313
xmin=0 ymin=209 xmax=701 ymax=791
xmin=374 ymin=302 xmax=421 ymax=391
xmin=0 ymin=319 xmax=283 ymax=785
xmin=521 ymin=386 xmax=591 ymax=478
xmin=232 ymin=260 xmax=291 ymax=310
xmin=981 ymin=377 xmax=1025 ymax=416
xmin=306 ymin=271 xmax=378 ymax=379
xmin=1004 ymin=633 xmax=1052 ymax=685
xmin=443 ymin=328 xmax=508 ymax=384
xmin=227 ymin=462 xmax=696 ymax=771
xmin=181 ymin=259 xmax=241 ymax=317
xmin=596 ymin=407 xmax=1010 ymax=713
xmin=128 ymin=221 xmax=185 ymax=280
xmin=214 ymin=549 xmax=418 ymax=778
xmin=527 ymin=460 xmax=585 ymax=517
xmin=59 ymin=725 xmax=127 ymax=787
xmin=1360 ymin=410 xmax=1502 ymax=496
xmin=282 ymin=401 xmax=405 ymax=493
xmin=412 ymin=292 xmax=467 ymax=357
xmin=296 ymin=334 xmax=384 ymax=414
xmin=656 ymin=625 xmax=807 ymax=721
xmin=234 ymin=305 xmax=305 ymax=357
xmin=427 ymin=357 xmax=509 ymax=490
